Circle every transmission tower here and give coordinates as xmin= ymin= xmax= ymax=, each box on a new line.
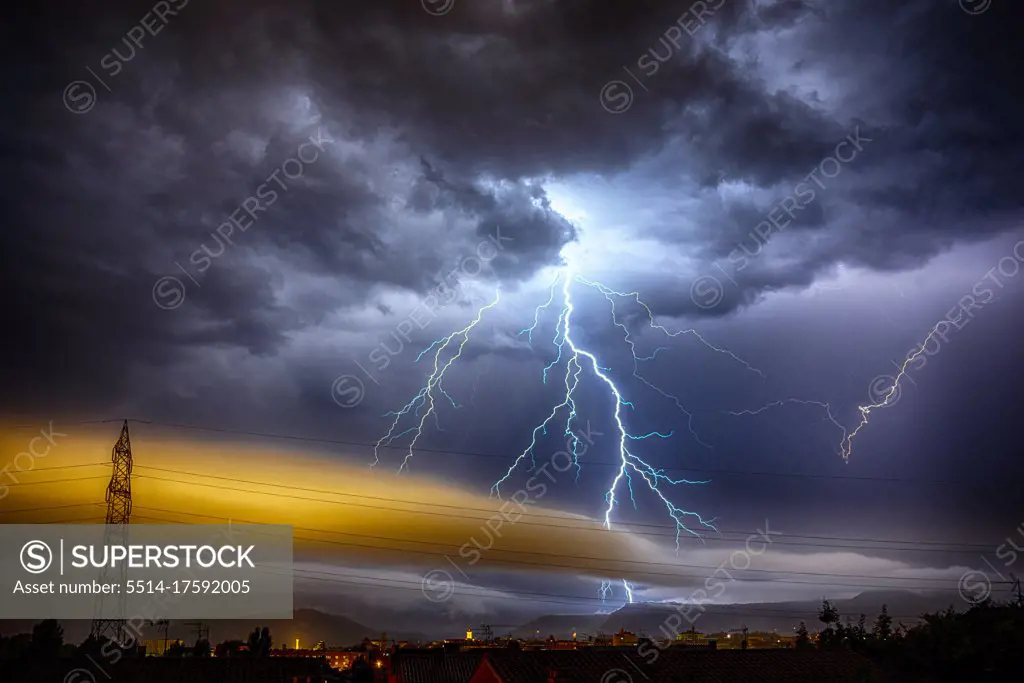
xmin=90 ymin=420 xmax=134 ymax=645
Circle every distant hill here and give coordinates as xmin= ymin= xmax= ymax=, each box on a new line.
xmin=0 ymin=609 xmax=425 ymax=649
xmin=0 ymin=591 xmax=958 ymax=646
xmin=204 ymin=608 xmax=426 ymax=647
xmin=519 ymin=591 xmax=956 ymax=640
xmin=511 ymin=614 xmax=608 ymax=640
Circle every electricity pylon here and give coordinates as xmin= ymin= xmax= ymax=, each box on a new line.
xmin=90 ymin=420 xmax=134 ymax=644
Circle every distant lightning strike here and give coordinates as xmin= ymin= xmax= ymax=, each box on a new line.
xmin=621 ymin=579 xmax=635 ymax=604
xmin=374 ymin=245 xmax=767 ymax=606
xmin=729 ymin=321 xmax=950 ymax=461
xmin=727 ymin=398 xmax=848 ymax=449
xmin=840 ymin=322 xmax=946 ymax=460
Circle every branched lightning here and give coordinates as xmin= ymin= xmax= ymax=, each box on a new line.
xmin=728 ymin=321 xmax=949 ymax=462
xmin=371 ymin=288 xmax=501 ymax=471
xmin=573 ymin=275 xmax=766 ymax=380
xmin=727 ymin=398 xmax=848 ymax=456
xmin=374 ymin=246 xmax=767 ymax=606
xmin=491 ymin=257 xmax=722 ymax=565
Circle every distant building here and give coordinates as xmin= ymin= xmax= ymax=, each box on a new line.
xmin=271 ymin=647 xmax=365 ymax=671
xmin=141 ymin=639 xmax=184 ymax=657
xmin=708 ymin=631 xmax=794 ymax=649
xmin=611 ymin=629 xmax=637 ymax=646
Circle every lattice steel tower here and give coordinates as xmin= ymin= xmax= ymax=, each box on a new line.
xmin=90 ymin=420 xmax=134 ymax=644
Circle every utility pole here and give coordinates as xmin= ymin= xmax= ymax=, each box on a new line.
xmin=90 ymin=420 xmax=134 ymax=645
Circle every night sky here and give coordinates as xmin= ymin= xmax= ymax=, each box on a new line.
xmin=2 ymin=0 xmax=1023 ymax=633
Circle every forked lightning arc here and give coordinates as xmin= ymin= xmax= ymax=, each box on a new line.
xmin=371 ymin=243 xmax=763 ymax=605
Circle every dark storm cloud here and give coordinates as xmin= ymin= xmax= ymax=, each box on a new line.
xmin=1 ymin=0 xmax=1021 ymax=525
xmin=413 ymin=158 xmax=577 ymax=280
xmin=0 ymin=0 xmax=1015 ymax=405
xmin=668 ymin=0 xmax=1024 ymax=314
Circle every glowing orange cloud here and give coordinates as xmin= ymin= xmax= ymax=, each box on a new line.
xmin=0 ymin=421 xmax=656 ymax=580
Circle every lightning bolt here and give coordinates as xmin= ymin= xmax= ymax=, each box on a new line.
xmin=597 ymin=579 xmax=635 ymax=609
xmin=728 ymin=320 xmax=949 ymax=462
xmin=374 ymin=245 xmax=765 ymax=607
xmin=841 ymin=321 xmax=946 ymax=460
xmin=371 ymin=288 xmax=501 ymax=471
xmin=727 ymin=398 xmax=848 ymax=454
xmin=493 ymin=258 xmax=718 ymax=548
xmin=621 ymin=579 xmax=635 ymax=604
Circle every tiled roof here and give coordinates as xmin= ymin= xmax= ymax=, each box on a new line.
xmin=396 ymin=650 xmax=486 ymax=683
xmin=475 ymin=647 xmax=888 ymax=683
xmin=649 ymin=648 xmax=886 ymax=683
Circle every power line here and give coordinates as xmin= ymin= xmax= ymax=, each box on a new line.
xmin=125 ymin=511 xmax=967 ymax=592
xmin=129 ymin=471 xmax=991 ymax=554
xmin=0 ymin=502 xmax=104 ymax=515
xmin=126 ymin=418 xmax=974 ymax=486
xmin=127 ymin=504 xmax=965 ymax=584
xmin=3 ymin=475 xmax=110 ymax=487
xmin=2 ymin=420 xmax=124 ymax=429
xmin=2 ymin=462 xmax=991 ymax=550
xmin=133 ymin=464 xmax=992 ymax=548
xmin=6 ymin=463 xmax=109 ymax=472
xmin=4 ymin=468 xmax=989 ymax=554
xmin=283 ymin=567 xmax=930 ymax=620
xmin=116 ymin=509 xmax=941 ymax=618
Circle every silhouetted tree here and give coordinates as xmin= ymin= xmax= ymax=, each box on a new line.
xmin=843 ymin=614 xmax=868 ymax=650
xmin=875 ymin=601 xmax=1024 ymax=681
xmin=350 ymin=656 xmax=374 ymax=683
xmin=795 ymin=622 xmax=812 ymax=650
xmin=817 ymin=599 xmax=842 ymax=649
xmin=192 ymin=638 xmax=211 ymax=657
xmin=30 ymin=620 xmax=63 ymax=658
xmin=247 ymin=626 xmax=272 ymax=656
xmin=214 ymin=639 xmax=245 ymax=657
xmin=260 ymin=626 xmax=272 ymax=654
xmin=873 ymin=604 xmax=892 ymax=642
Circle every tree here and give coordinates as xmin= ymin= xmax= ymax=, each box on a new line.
xmin=247 ymin=626 xmax=272 ymax=656
xmin=816 ymin=599 xmax=841 ymax=648
xmin=192 ymin=639 xmax=211 ymax=657
xmin=874 ymin=600 xmax=1024 ymax=680
xmin=795 ymin=622 xmax=812 ymax=650
xmin=350 ymin=656 xmax=374 ymax=683
xmin=30 ymin=620 xmax=64 ymax=657
xmin=259 ymin=626 xmax=272 ymax=655
xmin=845 ymin=614 xmax=867 ymax=650
xmin=873 ymin=604 xmax=893 ymax=642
